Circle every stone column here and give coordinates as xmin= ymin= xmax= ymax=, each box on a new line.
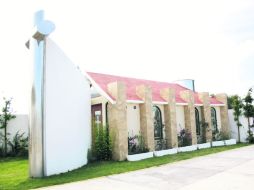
xmin=136 ymin=85 xmax=155 ymax=151
xmin=215 ymin=93 xmax=230 ymax=136
xmin=180 ymin=90 xmax=197 ymax=145
xmin=107 ymin=82 xmax=128 ymax=161
xmin=198 ymin=92 xmax=212 ymax=142
xmin=160 ymin=88 xmax=178 ymax=148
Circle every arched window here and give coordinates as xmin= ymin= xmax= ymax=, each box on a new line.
xmin=211 ymin=107 xmax=218 ymax=132
xmin=195 ymin=108 xmax=200 ymax=135
xmin=153 ymin=106 xmax=163 ymax=140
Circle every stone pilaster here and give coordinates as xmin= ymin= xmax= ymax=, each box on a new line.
xmin=107 ymin=82 xmax=128 ymax=161
xmin=198 ymin=92 xmax=213 ymax=142
xmin=215 ymin=93 xmax=230 ymax=137
xmin=160 ymin=88 xmax=178 ymax=148
xmin=180 ymin=90 xmax=197 ymax=145
xmin=136 ymin=85 xmax=155 ymax=151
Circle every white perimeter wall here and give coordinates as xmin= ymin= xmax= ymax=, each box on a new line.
xmin=0 ymin=114 xmax=29 ymax=146
xmin=229 ymin=109 xmax=254 ymax=142
xmin=44 ymin=38 xmax=91 ymax=176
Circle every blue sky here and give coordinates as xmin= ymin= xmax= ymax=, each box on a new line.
xmin=0 ymin=0 xmax=253 ymax=113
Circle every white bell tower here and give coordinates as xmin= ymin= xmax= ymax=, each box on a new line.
xmin=27 ymin=10 xmax=91 ymax=177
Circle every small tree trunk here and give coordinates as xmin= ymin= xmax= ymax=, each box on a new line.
xmin=4 ymin=123 xmax=7 ymax=157
xmin=237 ymin=118 xmax=241 ymax=143
xmin=3 ymin=103 xmax=8 ymax=157
xmin=248 ymin=117 xmax=251 ymax=136
xmin=237 ymin=125 xmax=241 ymax=143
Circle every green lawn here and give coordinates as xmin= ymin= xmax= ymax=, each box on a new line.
xmin=0 ymin=143 xmax=249 ymax=190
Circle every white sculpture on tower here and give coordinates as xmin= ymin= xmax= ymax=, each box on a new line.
xmin=26 ymin=10 xmax=91 ymax=177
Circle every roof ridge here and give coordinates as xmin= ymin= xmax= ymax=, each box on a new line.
xmin=86 ymin=71 xmax=178 ymax=86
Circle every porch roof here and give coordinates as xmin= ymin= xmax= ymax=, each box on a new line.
xmin=86 ymin=72 xmax=224 ymax=106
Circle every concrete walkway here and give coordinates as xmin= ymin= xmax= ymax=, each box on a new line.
xmin=40 ymin=145 xmax=254 ymax=190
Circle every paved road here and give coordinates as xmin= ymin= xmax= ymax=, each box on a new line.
xmin=40 ymin=145 xmax=254 ymax=190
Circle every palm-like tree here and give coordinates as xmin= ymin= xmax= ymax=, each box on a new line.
xmin=232 ymin=95 xmax=243 ymax=142
xmin=243 ymin=88 xmax=254 ymax=143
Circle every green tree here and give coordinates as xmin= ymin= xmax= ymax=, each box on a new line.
xmin=93 ymin=123 xmax=112 ymax=161
xmin=243 ymin=88 xmax=254 ymax=143
xmin=231 ymin=95 xmax=243 ymax=142
xmin=0 ymin=98 xmax=16 ymax=156
xmin=227 ymin=95 xmax=234 ymax=109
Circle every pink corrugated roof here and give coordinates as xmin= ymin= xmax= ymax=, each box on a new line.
xmin=210 ymin=97 xmax=223 ymax=105
xmin=86 ymin=72 xmax=223 ymax=105
xmin=194 ymin=93 xmax=203 ymax=105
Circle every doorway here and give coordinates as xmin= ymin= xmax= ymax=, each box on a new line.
xmin=91 ymin=104 xmax=103 ymax=125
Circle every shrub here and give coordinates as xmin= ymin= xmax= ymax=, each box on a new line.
xmin=214 ymin=131 xmax=230 ymax=141
xmin=198 ymin=121 xmax=209 ymax=143
xmin=178 ymin=129 xmax=192 ymax=147
xmin=0 ymin=141 xmax=3 ymax=157
xmin=92 ymin=123 xmax=112 ymax=161
xmin=128 ymin=133 xmax=149 ymax=155
xmin=221 ymin=131 xmax=230 ymax=140
xmin=8 ymin=131 xmax=28 ymax=157
xmin=128 ymin=135 xmax=138 ymax=154
xmin=155 ymin=139 xmax=167 ymax=151
xmin=246 ymin=130 xmax=254 ymax=144
xmin=197 ymin=135 xmax=203 ymax=144
xmin=214 ymin=132 xmax=222 ymax=141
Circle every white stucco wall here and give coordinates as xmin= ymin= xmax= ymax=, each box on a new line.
xmin=127 ymin=103 xmax=140 ymax=137
xmin=176 ymin=106 xmax=185 ymax=133
xmin=229 ymin=109 xmax=253 ymax=142
xmin=7 ymin=114 xmax=29 ymax=138
xmin=43 ymin=38 xmax=91 ymax=176
xmin=0 ymin=114 xmax=29 ymax=147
